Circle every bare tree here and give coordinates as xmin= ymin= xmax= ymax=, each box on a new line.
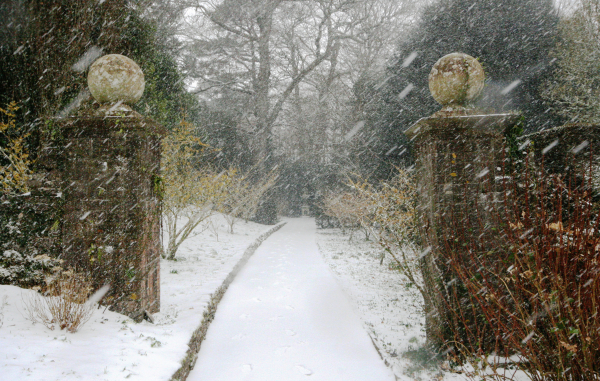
xmin=179 ymin=1 xmax=353 ymax=137
xmin=273 ymin=0 xmax=415 ymax=189
xmin=174 ymin=0 xmax=365 ymax=221
xmin=167 ymin=0 xmax=417 ymax=220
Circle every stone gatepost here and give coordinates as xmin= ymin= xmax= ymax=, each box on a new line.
xmin=45 ymin=55 xmax=165 ymax=320
xmin=404 ymin=53 xmax=520 ymax=347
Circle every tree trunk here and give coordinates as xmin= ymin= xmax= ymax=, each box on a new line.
xmin=253 ymin=11 xmax=278 ymax=224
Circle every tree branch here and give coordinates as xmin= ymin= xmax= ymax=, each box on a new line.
xmin=266 ymin=35 xmax=337 ymax=128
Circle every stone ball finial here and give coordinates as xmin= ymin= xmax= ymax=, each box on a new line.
xmin=87 ymin=54 xmax=145 ymax=106
xmin=428 ymin=53 xmax=484 ymax=108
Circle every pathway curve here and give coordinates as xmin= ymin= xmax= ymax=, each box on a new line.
xmin=188 ymin=218 xmax=395 ymax=381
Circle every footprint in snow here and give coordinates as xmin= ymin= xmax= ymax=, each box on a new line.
xmin=241 ymin=364 xmax=253 ymax=373
xmin=269 ymin=315 xmax=283 ymax=321
xmin=231 ymin=333 xmax=247 ymax=340
xmin=285 ymin=305 xmax=295 ymax=310
xmin=275 ymin=346 xmax=291 ymax=355
xmin=295 ymin=365 xmax=313 ymax=376
xmin=239 ymin=314 xmax=250 ymax=320
xmin=285 ymin=329 xmax=296 ymax=336
xmin=251 ymin=297 xmax=262 ymax=302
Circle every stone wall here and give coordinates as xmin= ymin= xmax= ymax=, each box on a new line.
xmin=409 ymin=119 xmax=599 ymax=348
xmin=404 ymin=52 xmax=600 ymax=351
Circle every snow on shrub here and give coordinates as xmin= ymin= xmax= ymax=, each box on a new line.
xmin=0 ymin=249 xmax=63 ymax=289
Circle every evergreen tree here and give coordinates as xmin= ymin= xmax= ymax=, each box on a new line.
xmin=363 ymin=0 xmax=560 ymax=179
xmin=198 ymin=108 xmax=255 ymax=171
xmin=542 ymin=1 xmax=600 ymax=124
xmin=0 ymin=0 xmax=201 ymax=164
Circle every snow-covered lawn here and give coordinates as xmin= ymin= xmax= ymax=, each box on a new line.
xmin=0 ymin=213 xmax=276 ymax=381
xmin=315 ymin=228 xmax=467 ymax=381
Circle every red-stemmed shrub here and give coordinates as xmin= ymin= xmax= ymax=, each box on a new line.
xmin=436 ymin=155 xmax=600 ymax=380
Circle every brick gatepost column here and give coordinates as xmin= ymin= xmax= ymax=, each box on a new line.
xmin=44 ymin=54 xmax=166 ymax=320
xmin=404 ymin=53 xmax=519 ymax=347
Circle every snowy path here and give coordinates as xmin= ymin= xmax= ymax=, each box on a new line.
xmin=188 ymin=218 xmax=395 ymax=381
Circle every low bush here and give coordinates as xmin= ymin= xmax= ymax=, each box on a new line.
xmin=23 ymin=270 xmax=95 ymax=333
xmin=322 ymin=170 xmax=421 ymax=288
xmin=0 ymin=250 xmax=63 ymax=289
xmin=219 ymin=165 xmax=277 ymax=234
xmin=321 ymin=191 xmax=371 ymax=239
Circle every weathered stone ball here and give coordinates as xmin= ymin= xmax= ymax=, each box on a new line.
xmin=428 ymin=53 xmax=485 ymax=107
xmin=87 ymin=54 xmax=145 ymax=105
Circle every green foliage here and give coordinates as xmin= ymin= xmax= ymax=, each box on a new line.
xmin=0 ymin=0 xmax=202 ymax=160
xmin=198 ymin=109 xmax=254 ymax=171
xmin=0 ymin=250 xmax=63 ymax=289
xmin=504 ymin=115 xmax=525 ymax=165
xmin=1 ymin=0 xmax=132 ymax=152
xmin=152 ymin=174 xmax=164 ymax=200
xmin=123 ymin=11 xmax=202 ymax=130
xmin=0 ymin=191 xmax=62 ymax=253
xmin=541 ymin=2 xmax=600 ymax=124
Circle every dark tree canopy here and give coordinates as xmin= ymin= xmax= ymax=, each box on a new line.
xmin=0 ymin=0 xmax=201 ymax=162
xmin=360 ymin=0 xmax=560 ymax=179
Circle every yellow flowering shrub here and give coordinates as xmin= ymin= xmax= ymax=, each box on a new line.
xmin=161 ymin=120 xmax=238 ymax=259
xmin=0 ymin=102 xmax=31 ymax=195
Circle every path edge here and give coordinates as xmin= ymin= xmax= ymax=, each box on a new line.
xmin=316 ymin=241 xmax=404 ymax=381
xmin=169 ymin=221 xmax=287 ymax=381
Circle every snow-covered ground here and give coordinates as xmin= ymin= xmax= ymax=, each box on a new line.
xmin=188 ymin=218 xmax=395 ymax=381
xmin=1 ymin=215 xmax=487 ymax=381
xmin=315 ymin=227 xmax=467 ymax=381
xmin=0 ymin=213 xmax=276 ymax=381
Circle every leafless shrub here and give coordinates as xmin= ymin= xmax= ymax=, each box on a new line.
xmin=22 ymin=270 xmax=95 ymax=333
xmin=219 ymin=166 xmax=278 ymax=234
xmin=321 ymin=190 xmax=373 ymax=240
xmin=161 ymin=121 xmax=273 ymax=259
xmin=438 ymin=157 xmax=600 ymax=381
